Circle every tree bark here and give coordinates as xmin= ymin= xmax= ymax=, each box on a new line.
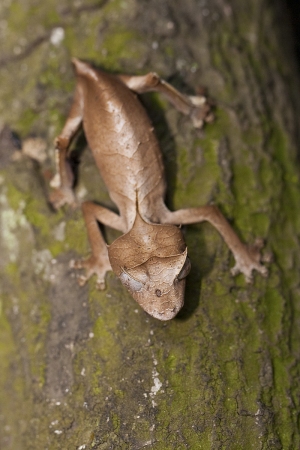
xmin=0 ymin=0 xmax=299 ymax=448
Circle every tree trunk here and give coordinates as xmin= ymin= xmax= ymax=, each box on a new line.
xmin=0 ymin=0 xmax=299 ymax=448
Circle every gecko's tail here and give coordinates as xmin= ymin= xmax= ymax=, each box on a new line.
xmin=71 ymin=58 xmax=95 ymax=78
xmin=71 ymin=57 xmax=85 ymax=72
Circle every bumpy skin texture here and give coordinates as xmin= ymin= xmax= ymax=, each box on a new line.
xmin=51 ymin=58 xmax=267 ymax=320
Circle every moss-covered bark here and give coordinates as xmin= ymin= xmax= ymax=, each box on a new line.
xmin=0 ymin=0 xmax=300 ymax=448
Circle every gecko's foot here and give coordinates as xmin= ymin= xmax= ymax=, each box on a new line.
xmin=230 ymin=238 xmax=269 ymax=283
xmin=49 ymin=187 xmax=77 ymax=210
xmin=55 ymin=135 xmax=70 ymax=151
xmin=189 ymin=95 xmax=214 ymax=128
xmin=70 ymin=256 xmax=111 ymax=290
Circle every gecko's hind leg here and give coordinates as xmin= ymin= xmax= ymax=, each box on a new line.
xmin=50 ymin=81 xmax=84 ymax=209
xmin=71 ymin=202 xmax=126 ymax=289
xmin=117 ymin=72 xmax=213 ymax=128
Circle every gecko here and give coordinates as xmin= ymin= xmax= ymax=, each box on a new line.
xmin=50 ymin=58 xmax=267 ymax=320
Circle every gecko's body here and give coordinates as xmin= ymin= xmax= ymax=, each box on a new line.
xmin=76 ymin=65 xmax=166 ymax=229
xmin=51 ymin=58 xmax=267 ymax=320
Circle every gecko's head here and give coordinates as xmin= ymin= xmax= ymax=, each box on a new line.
xmin=108 ymin=212 xmax=191 ymax=320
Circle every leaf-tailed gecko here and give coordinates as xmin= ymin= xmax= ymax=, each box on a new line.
xmin=50 ymin=58 xmax=267 ymax=320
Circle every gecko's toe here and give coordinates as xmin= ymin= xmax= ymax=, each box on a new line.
xmin=253 ymin=238 xmax=264 ymax=250
xmin=70 ymin=259 xmax=82 ymax=269
xmin=230 ymin=264 xmax=240 ymax=277
xmin=70 ymin=255 xmax=110 ymax=289
xmin=189 ymin=95 xmax=206 ymax=107
xmin=96 ymin=279 xmax=106 ymax=290
xmin=192 ymin=117 xmax=204 ymax=129
xmin=245 ymin=273 xmax=254 ymax=284
xmin=231 ymin=259 xmax=267 ymax=283
xmin=49 ymin=187 xmax=76 ymax=210
xmin=189 ymin=95 xmax=213 ymax=129
xmin=77 ymin=274 xmax=88 ymax=286
xmin=262 ymin=251 xmax=273 ymax=264
xmin=259 ymin=265 xmax=268 ymax=277
xmin=205 ymin=113 xmax=215 ymax=123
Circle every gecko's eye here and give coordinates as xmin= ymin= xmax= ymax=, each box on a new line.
xmin=119 ymin=270 xmax=144 ymax=292
xmin=177 ymin=256 xmax=191 ymax=281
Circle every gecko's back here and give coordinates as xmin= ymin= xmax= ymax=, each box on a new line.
xmin=73 ymin=59 xmax=166 ymax=224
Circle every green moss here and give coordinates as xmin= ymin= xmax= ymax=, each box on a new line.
xmin=0 ymin=297 xmax=15 ymax=364
xmin=210 ymin=38 xmax=236 ymax=100
xmin=250 ymin=212 xmax=270 ymax=236
xmin=4 ymin=261 xmax=19 ymax=277
xmin=98 ymin=29 xmax=144 ymax=70
xmin=213 ymin=280 xmax=230 ymax=297
xmin=111 ymin=412 xmax=121 ymax=432
xmin=37 ymin=5 xmax=61 ymax=28
xmin=39 ymin=60 xmax=73 ymax=92
xmin=101 ymin=0 xmax=131 ymax=16
xmin=92 ymin=316 xmax=119 ymax=361
xmin=165 ymin=353 xmax=177 ymax=371
xmin=272 ymin=358 xmax=294 ymax=448
xmin=48 ymin=240 xmax=65 ymax=257
xmin=6 ymin=182 xmax=27 ymax=210
xmin=18 ymin=108 xmax=38 ymax=135
xmin=241 ymin=127 xmax=263 ymax=148
xmin=24 ymin=197 xmax=52 ymax=237
xmin=232 ymin=164 xmax=256 ymax=205
xmin=2 ymin=267 xmax=51 ymax=389
xmin=114 ymin=389 xmax=125 ymax=398
xmin=262 ymin=289 xmax=284 ymax=340
xmin=64 ymin=213 xmax=88 ymax=255
xmin=164 ymin=45 xmax=175 ymax=58
xmin=48 ymin=109 xmax=70 ymax=135
xmin=7 ymin=1 xmax=28 ymax=33
xmin=175 ymin=138 xmax=221 ymax=208
xmin=7 ymin=184 xmax=70 ymax=262
xmin=64 ymin=5 xmax=145 ymax=71
xmin=270 ymin=126 xmax=300 ymax=227
xmin=8 ymin=0 xmax=60 ymax=32
xmin=65 ymin=27 xmax=87 ymax=60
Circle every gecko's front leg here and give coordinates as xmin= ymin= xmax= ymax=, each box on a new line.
xmin=71 ymin=201 xmax=126 ymax=289
xmin=161 ymin=205 xmax=268 ymax=282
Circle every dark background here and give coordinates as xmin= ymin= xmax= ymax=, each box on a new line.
xmin=286 ymin=0 xmax=300 ymax=64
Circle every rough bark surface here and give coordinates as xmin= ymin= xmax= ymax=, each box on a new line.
xmin=0 ymin=0 xmax=300 ymax=449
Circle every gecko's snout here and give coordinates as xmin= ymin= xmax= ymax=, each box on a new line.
xmin=119 ymin=272 xmax=186 ymax=320
xmin=115 ymin=250 xmax=190 ymax=320
xmin=138 ymin=277 xmax=186 ymax=321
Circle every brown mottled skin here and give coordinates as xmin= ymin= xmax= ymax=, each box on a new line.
xmin=50 ymin=58 xmax=267 ymax=320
